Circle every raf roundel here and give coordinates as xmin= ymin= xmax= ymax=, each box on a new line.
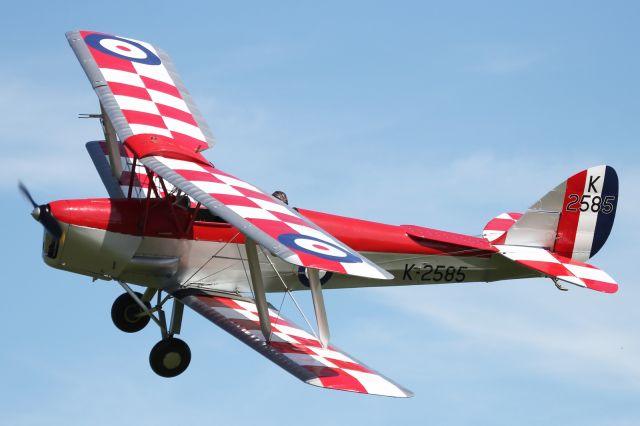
xmin=84 ymin=33 xmax=161 ymax=65
xmin=277 ymin=234 xmax=362 ymax=263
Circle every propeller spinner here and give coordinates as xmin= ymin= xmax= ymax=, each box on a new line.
xmin=18 ymin=182 xmax=63 ymax=240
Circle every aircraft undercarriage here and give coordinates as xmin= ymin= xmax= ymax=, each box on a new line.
xmin=110 ymin=238 xmax=331 ymax=378
xmin=112 ymin=282 xmax=191 ymax=377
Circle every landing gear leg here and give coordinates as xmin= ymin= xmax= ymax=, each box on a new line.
xmin=150 ymin=298 xmax=189 ymax=377
xmin=115 ymin=282 xmax=192 ymax=378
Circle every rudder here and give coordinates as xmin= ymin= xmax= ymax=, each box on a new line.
xmin=499 ymin=165 xmax=618 ymax=262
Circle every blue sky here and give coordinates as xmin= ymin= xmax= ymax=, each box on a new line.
xmin=1 ymin=1 xmax=639 ymax=425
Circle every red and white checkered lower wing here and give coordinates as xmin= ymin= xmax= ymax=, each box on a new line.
xmin=67 ymin=30 xmax=215 ymax=152
xmin=174 ymin=291 xmax=412 ymax=397
xmin=495 ymin=245 xmax=618 ymax=293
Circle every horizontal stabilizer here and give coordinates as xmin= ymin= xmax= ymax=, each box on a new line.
xmin=495 ymin=245 xmax=618 ymax=293
xmin=174 ymin=290 xmax=413 ymax=397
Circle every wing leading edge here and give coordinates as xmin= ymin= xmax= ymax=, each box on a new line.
xmin=174 ymin=290 xmax=412 ymax=398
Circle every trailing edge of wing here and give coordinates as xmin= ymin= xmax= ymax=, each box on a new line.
xmin=173 ymin=290 xmax=413 ymax=398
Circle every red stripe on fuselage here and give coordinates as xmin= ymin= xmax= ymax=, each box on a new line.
xmin=48 ymin=198 xmax=496 ymax=257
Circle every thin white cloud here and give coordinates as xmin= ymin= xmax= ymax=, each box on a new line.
xmin=373 ymin=284 xmax=640 ymax=389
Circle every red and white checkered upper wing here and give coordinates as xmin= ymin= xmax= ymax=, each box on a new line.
xmin=174 ymin=291 xmax=412 ymax=398
xmin=71 ymin=30 xmax=391 ymax=280
xmin=67 ymin=30 xmax=214 ymax=153
xmin=495 ymin=245 xmax=618 ymax=293
xmin=139 ymin=153 xmax=392 ymax=280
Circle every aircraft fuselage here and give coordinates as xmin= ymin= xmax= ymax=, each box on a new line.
xmin=41 ymin=198 xmax=535 ymax=292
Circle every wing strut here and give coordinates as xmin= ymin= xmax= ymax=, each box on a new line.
xmin=308 ymin=269 xmax=330 ymax=348
xmin=244 ymin=238 xmax=272 ymax=341
xmin=99 ymin=103 xmax=122 ymax=180
xmin=245 ymin=240 xmax=331 ymax=348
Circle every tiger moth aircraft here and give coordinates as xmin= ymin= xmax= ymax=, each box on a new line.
xmin=21 ymin=30 xmax=620 ymax=398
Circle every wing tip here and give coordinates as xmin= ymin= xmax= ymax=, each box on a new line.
xmin=380 ymin=269 xmax=395 ymax=280
xmin=584 ymin=280 xmax=619 ymax=294
xmin=65 ymin=30 xmax=81 ymax=41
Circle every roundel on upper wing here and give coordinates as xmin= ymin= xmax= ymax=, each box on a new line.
xmin=84 ymin=33 xmax=161 ymax=65
xmin=277 ymin=233 xmax=362 ymax=263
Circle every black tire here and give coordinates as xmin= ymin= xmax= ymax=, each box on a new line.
xmin=149 ymin=338 xmax=191 ymax=378
xmin=111 ymin=292 xmax=151 ymax=333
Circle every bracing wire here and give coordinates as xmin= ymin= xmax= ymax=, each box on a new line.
xmin=182 ymin=232 xmax=241 ymax=286
xmin=259 ymin=246 xmax=320 ymax=341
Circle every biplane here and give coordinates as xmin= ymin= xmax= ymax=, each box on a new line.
xmin=20 ymin=30 xmax=619 ymax=397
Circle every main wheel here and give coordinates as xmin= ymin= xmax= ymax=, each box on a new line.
xmin=149 ymin=338 xmax=191 ymax=377
xmin=111 ymin=292 xmax=151 ymax=333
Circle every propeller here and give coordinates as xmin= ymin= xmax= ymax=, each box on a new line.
xmin=18 ymin=182 xmax=63 ymax=240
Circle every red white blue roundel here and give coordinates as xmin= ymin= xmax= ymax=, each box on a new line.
xmin=297 ymin=267 xmax=333 ymax=287
xmin=85 ymin=33 xmax=161 ymax=65
xmin=278 ymin=234 xmax=362 ymax=263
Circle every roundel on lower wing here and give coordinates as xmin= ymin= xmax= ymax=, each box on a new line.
xmin=277 ymin=233 xmax=362 ymax=263
xmin=84 ymin=33 xmax=161 ymax=65
xmin=297 ymin=267 xmax=333 ymax=287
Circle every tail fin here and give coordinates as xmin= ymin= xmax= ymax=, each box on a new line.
xmin=490 ymin=165 xmax=618 ymax=262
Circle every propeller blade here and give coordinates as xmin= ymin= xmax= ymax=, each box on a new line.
xmin=39 ymin=206 xmax=63 ymax=240
xmin=18 ymin=181 xmax=38 ymax=208
xmin=18 ymin=182 xmax=63 ymax=240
